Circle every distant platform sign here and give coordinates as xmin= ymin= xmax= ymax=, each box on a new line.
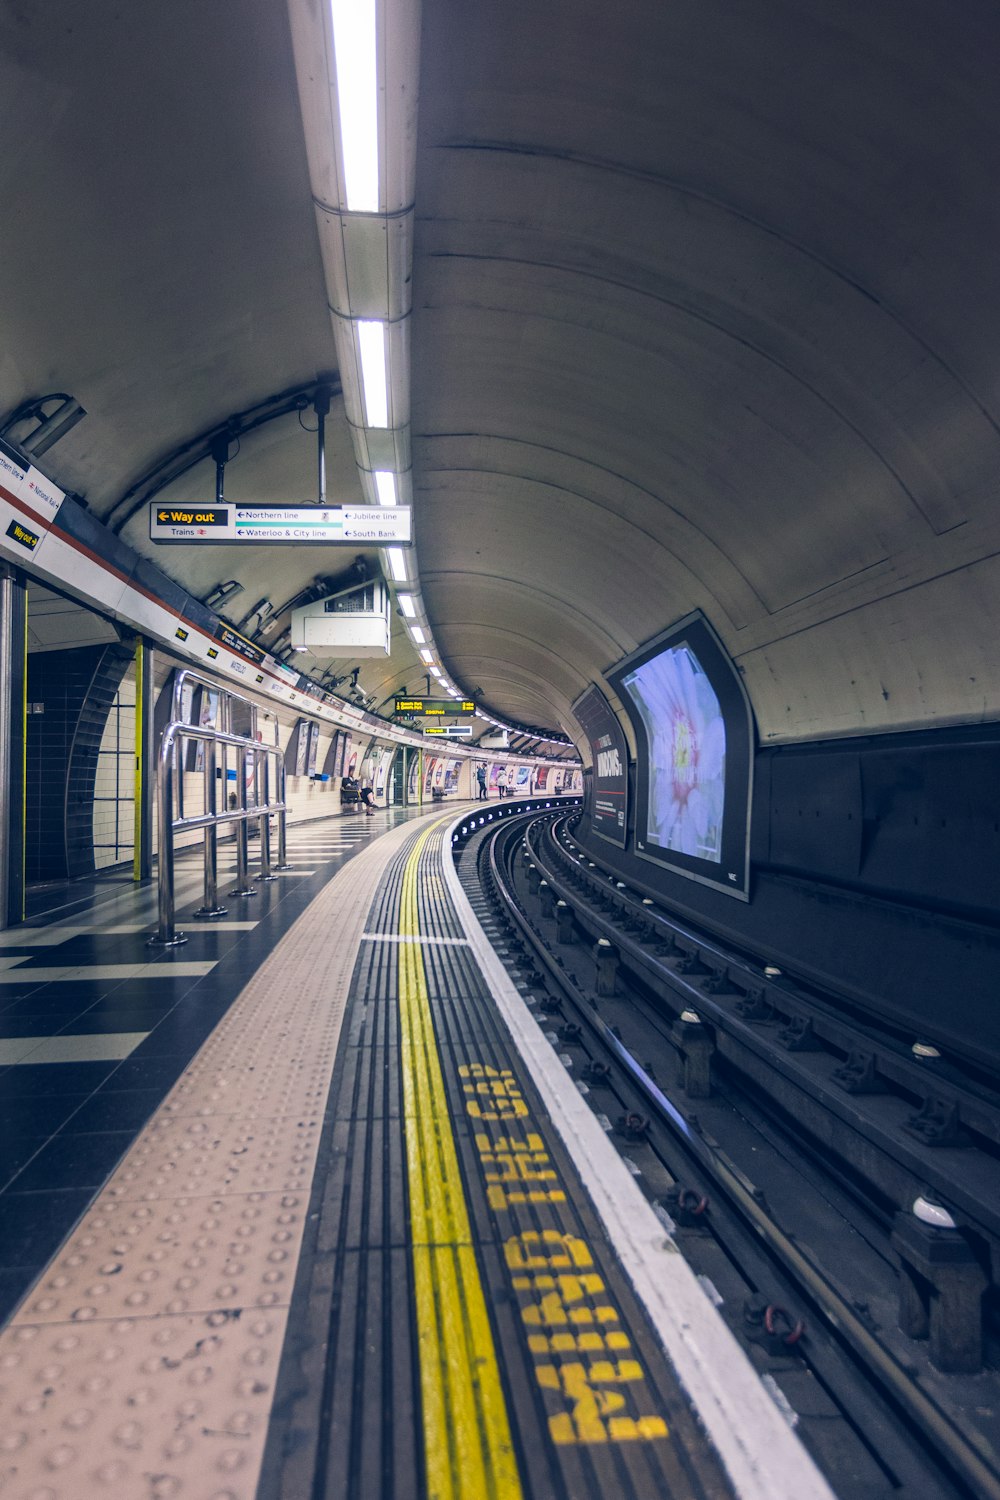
xmin=150 ymin=504 xmax=411 ymax=545
xmin=395 ymin=697 xmax=476 ymax=716
xmin=425 ymin=724 xmax=474 ymax=736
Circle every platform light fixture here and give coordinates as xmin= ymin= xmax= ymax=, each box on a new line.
xmin=410 ymin=625 xmax=426 ymax=644
xmin=419 ymin=648 xmax=434 ymax=664
xmin=397 ymin=592 xmax=416 ymax=618
xmin=358 ymin=321 xmax=389 ymax=426
xmin=330 ymin=0 xmax=379 ymax=213
xmin=293 ymin=0 xmax=581 ymax=764
xmin=374 ymin=470 xmax=397 ymax=506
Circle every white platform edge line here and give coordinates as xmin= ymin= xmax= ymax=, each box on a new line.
xmin=441 ymin=813 xmax=836 ymax=1500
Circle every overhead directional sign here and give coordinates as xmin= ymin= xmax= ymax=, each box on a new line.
xmin=424 ymin=724 xmax=474 ymax=737
xmin=395 ymin=697 xmax=476 ymax=716
xmin=150 ymin=504 xmax=411 ymax=545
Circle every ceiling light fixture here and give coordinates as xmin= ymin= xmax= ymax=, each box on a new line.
xmin=386 ymin=546 xmax=408 ymax=582
xmin=374 ymin=470 xmax=397 ymax=506
xmin=419 ymin=648 xmax=434 ymax=664
xmin=358 ymin=321 xmax=388 ymax=426
xmin=410 ymin=625 xmax=426 ymax=644
xmin=397 ymin=593 xmax=416 ymax=618
xmin=329 ymin=0 xmax=379 ymax=213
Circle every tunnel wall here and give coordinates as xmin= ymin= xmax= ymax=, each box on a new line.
xmin=578 ymin=721 xmax=1000 ymax=1069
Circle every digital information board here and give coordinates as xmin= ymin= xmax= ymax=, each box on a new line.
xmin=424 ymin=724 xmax=473 ymax=737
xmin=395 ymin=698 xmax=476 ymax=716
xmin=150 ymin=504 xmax=412 ymax=545
xmin=571 ymin=683 xmax=629 ymax=848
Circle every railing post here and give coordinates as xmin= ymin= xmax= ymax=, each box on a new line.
xmin=258 ymin=747 xmax=276 ymax=882
xmin=230 ymin=745 xmax=257 ymax=898
xmin=148 ymin=728 xmax=187 ymax=947
xmin=194 ymin=735 xmax=227 ymax=919
xmin=276 ymin=753 xmax=290 ymax=868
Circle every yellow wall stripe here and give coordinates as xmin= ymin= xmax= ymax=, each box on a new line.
xmin=399 ymin=820 xmax=523 ymax=1500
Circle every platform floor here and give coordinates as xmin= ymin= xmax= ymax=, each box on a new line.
xmin=0 ymin=804 xmax=831 ymax=1500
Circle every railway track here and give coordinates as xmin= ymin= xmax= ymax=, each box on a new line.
xmin=453 ymin=806 xmax=1000 ymax=1500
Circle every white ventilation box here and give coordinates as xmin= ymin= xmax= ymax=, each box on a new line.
xmin=291 ymin=580 xmax=391 ymax=658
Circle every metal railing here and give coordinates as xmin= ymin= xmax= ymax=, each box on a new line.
xmin=149 ymin=671 xmax=288 ymax=946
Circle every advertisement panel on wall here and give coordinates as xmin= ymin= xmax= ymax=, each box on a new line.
xmin=607 ymin=612 xmax=754 ymax=899
xmin=375 ymin=746 xmax=395 ymax=797
xmin=571 ymin=683 xmax=629 ymax=847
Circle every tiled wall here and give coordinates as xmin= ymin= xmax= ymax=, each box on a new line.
xmin=93 ymin=664 xmax=136 ymax=870
xmin=26 ymin=643 xmax=134 ymax=880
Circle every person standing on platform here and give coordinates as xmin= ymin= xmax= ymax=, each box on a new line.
xmin=476 ymin=763 xmax=487 ymax=800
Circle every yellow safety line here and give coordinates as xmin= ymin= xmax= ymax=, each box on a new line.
xmin=399 ymin=819 xmax=523 ymax=1500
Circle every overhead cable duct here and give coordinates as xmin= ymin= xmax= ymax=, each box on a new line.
xmin=105 ymin=379 xmax=339 ymax=533
xmin=0 ymin=394 xmax=86 ymax=460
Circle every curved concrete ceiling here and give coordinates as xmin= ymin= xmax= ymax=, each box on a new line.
xmin=3 ymin=0 xmax=999 ymax=749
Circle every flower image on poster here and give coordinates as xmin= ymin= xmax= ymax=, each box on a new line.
xmin=621 ymin=645 xmax=725 ymax=863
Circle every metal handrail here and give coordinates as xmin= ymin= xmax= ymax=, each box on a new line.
xmin=150 ymin=719 xmax=287 ymax=946
xmin=170 ymin=665 xmax=261 ymax=732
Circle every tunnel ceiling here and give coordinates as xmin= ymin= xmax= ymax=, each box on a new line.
xmin=3 ymin=0 xmax=1000 ymax=746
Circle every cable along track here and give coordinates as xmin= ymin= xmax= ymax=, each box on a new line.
xmin=451 ymin=809 xmax=1000 ymax=1500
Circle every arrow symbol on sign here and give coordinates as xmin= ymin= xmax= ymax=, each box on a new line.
xmin=157 ymin=511 xmax=169 ymax=521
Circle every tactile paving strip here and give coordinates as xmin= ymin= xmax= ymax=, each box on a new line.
xmin=103 ymin=1115 xmax=322 ymax=1200
xmin=0 ymin=1311 xmax=283 ymax=1499
xmin=0 ymin=816 xmax=427 ymax=1500
xmin=19 ymin=1193 xmax=307 ymax=1323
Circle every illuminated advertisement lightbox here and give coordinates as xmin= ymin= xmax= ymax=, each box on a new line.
xmin=608 ymin=612 xmax=754 ymax=899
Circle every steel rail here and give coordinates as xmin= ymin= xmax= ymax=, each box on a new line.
xmin=480 ymin=812 xmax=1000 ymax=1500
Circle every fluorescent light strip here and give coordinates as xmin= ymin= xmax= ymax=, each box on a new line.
xmin=430 ymin=667 xmax=443 ymax=679
xmin=386 ymin=546 xmax=408 ymax=582
xmin=358 ymin=321 xmax=389 ymax=427
xmin=374 ymin=470 xmax=397 ymax=506
xmin=330 ymin=0 xmax=379 ymax=213
xmin=419 ymin=648 xmax=434 ymax=664
xmin=398 ymin=592 xmax=416 ymax=618
xmin=410 ymin=625 xmax=426 ymax=644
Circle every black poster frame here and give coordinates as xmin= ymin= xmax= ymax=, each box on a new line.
xmin=607 ymin=611 xmax=755 ymax=899
xmin=571 ymin=683 xmax=629 ymax=848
